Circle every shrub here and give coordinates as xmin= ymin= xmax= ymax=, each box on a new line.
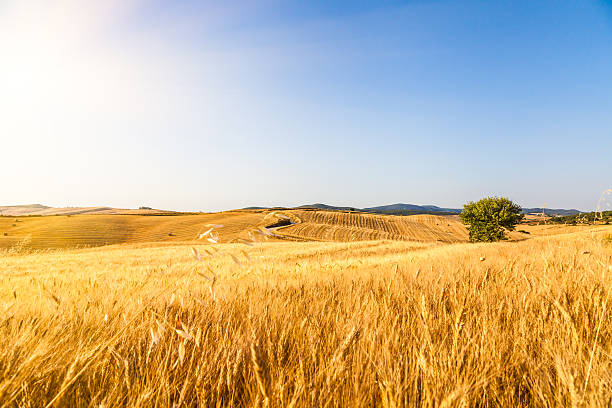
xmin=460 ymin=197 xmax=524 ymax=242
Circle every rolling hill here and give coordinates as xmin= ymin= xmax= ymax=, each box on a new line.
xmin=0 ymin=205 xmax=591 ymax=251
xmin=247 ymin=203 xmax=583 ymax=216
xmin=362 ymin=203 xmax=461 ymax=213
xmin=521 ymin=207 xmax=582 ymax=216
xmin=1 ymin=208 xmax=470 ymax=250
xmin=0 ymin=204 xmax=173 ymax=216
xmin=0 ymin=211 xmax=268 ymax=249
xmin=295 ymin=203 xmax=460 ymax=214
xmin=271 ymin=210 xmax=469 ymax=243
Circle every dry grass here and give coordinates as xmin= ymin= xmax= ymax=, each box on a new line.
xmin=0 ymin=224 xmax=611 ymax=406
xmin=513 ymin=223 xmax=612 ymax=237
xmin=0 ymin=210 xmax=469 ymax=250
xmin=274 ymin=210 xmax=469 ymax=243
xmin=3 ymin=209 xmax=600 ymax=251
xmin=0 ymin=211 xmax=267 ymax=249
xmin=0 ymin=205 xmax=176 ymax=216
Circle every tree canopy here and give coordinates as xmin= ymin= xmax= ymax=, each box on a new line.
xmin=460 ymin=197 xmax=524 ymax=242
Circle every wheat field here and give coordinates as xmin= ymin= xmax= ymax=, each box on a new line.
xmin=0 ymin=210 xmax=470 ymax=250
xmin=0 ymin=213 xmax=611 ymax=407
xmin=274 ymin=211 xmax=470 ymax=243
xmin=1 ymin=210 xmax=586 ymax=251
xmin=0 ymin=211 xmax=268 ymax=249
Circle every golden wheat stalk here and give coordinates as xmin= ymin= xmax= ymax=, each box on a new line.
xmin=250 ymin=342 xmax=270 ymax=406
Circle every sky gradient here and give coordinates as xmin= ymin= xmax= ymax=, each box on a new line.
xmin=1 ymin=0 xmax=611 ymax=211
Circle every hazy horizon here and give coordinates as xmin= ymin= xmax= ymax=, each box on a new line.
xmin=1 ymin=0 xmax=611 ymax=212
xmin=0 ymin=200 xmax=595 ymax=213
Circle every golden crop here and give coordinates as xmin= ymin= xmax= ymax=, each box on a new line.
xmin=0 ymin=211 xmax=267 ymax=249
xmin=272 ymin=211 xmax=469 ymax=243
xmin=0 ymin=214 xmax=611 ymax=406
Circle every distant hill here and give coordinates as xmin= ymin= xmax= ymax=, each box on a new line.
xmin=297 ymin=203 xmax=361 ymax=211
xmin=363 ymin=203 xmax=461 ymax=213
xmin=243 ymin=203 xmax=582 ymax=217
xmin=251 ymin=203 xmax=462 ymax=215
xmin=0 ymin=204 xmax=50 ymax=216
xmin=5 ymin=203 xmax=583 ymax=218
xmin=0 ymin=204 xmax=172 ymax=216
xmin=546 ymin=210 xmax=611 ymax=224
xmin=521 ymin=208 xmax=581 ymax=216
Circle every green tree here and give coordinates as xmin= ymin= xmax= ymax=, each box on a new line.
xmin=460 ymin=197 xmax=524 ymax=242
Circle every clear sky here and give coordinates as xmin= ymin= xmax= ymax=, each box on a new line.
xmin=1 ymin=0 xmax=611 ymax=211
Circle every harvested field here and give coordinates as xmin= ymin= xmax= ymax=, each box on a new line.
xmin=274 ymin=210 xmax=469 ymax=243
xmin=0 ymin=211 xmax=267 ymax=249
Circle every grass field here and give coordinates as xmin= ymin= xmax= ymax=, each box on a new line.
xmin=0 ymin=210 xmax=469 ymax=250
xmin=2 ymin=210 xmax=598 ymax=251
xmin=274 ymin=211 xmax=469 ymax=243
xmin=0 ymin=211 xmax=268 ymax=249
xmin=0 ymin=212 xmax=611 ymax=406
xmin=0 ymin=204 xmax=175 ymax=217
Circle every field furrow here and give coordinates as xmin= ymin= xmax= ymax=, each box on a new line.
xmin=274 ymin=210 xmax=469 ymax=243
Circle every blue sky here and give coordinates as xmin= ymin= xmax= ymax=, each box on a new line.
xmin=1 ymin=0 xmax=611 ymax=211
